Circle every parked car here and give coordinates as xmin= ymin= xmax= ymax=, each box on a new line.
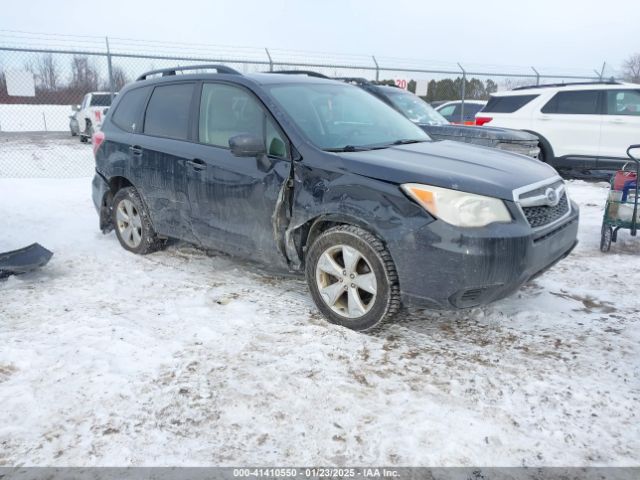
xmin=475 ymin=81 xmax=640 ymax=169
xmin=92 ymin=65 xmax=578 ymax=331
xmin=436 ymin=100 xmax=487 ymax=124
xmin=74 ymin=92 xmax=114 ymax=142
xmin=336 ymin=78 xmax=539 ymax=158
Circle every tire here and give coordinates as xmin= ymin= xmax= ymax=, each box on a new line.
xmin=86 ymin=121 xmax=94 ymax=142
xmin=600 ymin=224 xmax=612 ymax=253
xmin=305 ymin=225 xmax=400 ymax=331
xmin=112 ymin=187 xmax=165 ymax=255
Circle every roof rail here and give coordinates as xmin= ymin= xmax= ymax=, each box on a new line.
xmin=270 ymin=70 xmax=329 ymax=79
xmin=512 ymin=80 xmax=621 ymax=91
xmin=136 ymin=64 xmax=241 ymax=81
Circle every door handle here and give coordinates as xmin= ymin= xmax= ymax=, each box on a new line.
xmin=610 ymin=118 xmax=625 ymax=124
xmin=186 ymin=158 xmax=207 ymax=170
xmin=129 ymin=145 xmax=143 ymax=156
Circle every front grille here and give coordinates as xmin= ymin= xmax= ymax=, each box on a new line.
xmin=518 ymin=180 xmax=564 ymax=201
xmin=522 ymin=192 xmax=569 ymax=228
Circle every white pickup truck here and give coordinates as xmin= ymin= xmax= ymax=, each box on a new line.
xmin=72 ymin=92 xmax=114 ymax=142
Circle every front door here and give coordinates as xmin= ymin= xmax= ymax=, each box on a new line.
xmin=535 ymin=89 xmax=603 ymax=168
xmin=599 ymin=88 xmax=640 ymax=169
xmin=186 ymin=82 xmax=291 ymax=268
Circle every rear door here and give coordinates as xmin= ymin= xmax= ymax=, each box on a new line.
xmin=134 ymin=82 xmax=198 ymax=241
xmin=186 ymin=81 xmax=291 ymax=268
xmin=535 ymin=89 xmax=603 ymax=167
xmin=599 ymin=88 xmax=640 ymax=168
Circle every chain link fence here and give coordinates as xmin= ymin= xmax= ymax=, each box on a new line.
xmin=0 ymin=31 xmax=617 ymax=178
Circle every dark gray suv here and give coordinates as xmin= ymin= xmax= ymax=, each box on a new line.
xmin=91 ymin=65 xmax=579 ymax=331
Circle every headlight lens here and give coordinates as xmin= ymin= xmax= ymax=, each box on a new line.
xmin=401 ymin=183 xmax=512 ymax=227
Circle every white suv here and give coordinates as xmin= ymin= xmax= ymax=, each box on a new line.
xmin=72 ymin=92 xmax=114 ymax=142
xmin=475 ymin=82 xmax=640 ymax=169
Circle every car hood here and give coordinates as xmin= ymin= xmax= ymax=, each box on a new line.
xmin=337 ymin=140 xmax=558 ymax=201
xmin=419 ymin=123 xmax=538 ymax=143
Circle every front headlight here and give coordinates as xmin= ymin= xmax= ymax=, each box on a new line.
xmin=401 ymin=183 xmax=512 ymax=227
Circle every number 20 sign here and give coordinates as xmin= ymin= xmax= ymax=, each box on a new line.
xmin=395 ymin=79 xmax=408 ymax=90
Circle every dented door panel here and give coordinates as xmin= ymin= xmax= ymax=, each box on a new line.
xmin=186 ymin=143 xmax=291 ymax=269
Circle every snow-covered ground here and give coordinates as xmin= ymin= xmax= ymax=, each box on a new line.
xmin=0 ymin=133 xmax=94 ymax=178
xmin=0 ymin=146 xmax=639 ymax=466
xmin=0 ymin=104 xmax=72 ymax=133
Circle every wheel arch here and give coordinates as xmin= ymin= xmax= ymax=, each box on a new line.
xmin=289 ymin=212 xmax=393 ymax=270
xmin=523 ymin=129 xmax=555 ymax=162
xmin=98 ymin=175 xmax=138 ymax=233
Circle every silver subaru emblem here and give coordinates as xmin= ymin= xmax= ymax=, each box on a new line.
xmin=545 ymin=188 xmax=559 ymax=206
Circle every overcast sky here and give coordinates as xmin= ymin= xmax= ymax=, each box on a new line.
xmin=1 ymin=0 xmax=637 ymax=75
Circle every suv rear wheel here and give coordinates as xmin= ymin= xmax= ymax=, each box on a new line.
xmin=112 ymin=187 xmax=165 ymax=254
xmin=305 ymin=225 xmax=400 ymax=331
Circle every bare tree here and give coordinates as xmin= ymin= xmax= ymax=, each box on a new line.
xmin=70 ymin=56 xmax=100 ymax=92
xmin=36 ymin=53 xmax=60 ymax=90
xmin=110 ymin=65 xmax=130 ymax=91
xmin=23 ymin=55 xmax=59 ymax=91
xmin=622 ymin=53 xmax=640 ymax=83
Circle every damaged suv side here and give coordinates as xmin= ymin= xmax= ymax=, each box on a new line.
xmin=92 ymin=65 xmax=579 ymax=331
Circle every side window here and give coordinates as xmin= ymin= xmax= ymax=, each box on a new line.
xmin=482 ymin=94 xmax=538 ymax=113
xmin=606 ymin=90 xmax=640 ymax=116
xmin=199 ymin=83 xmax=286 ymax=157
xmin=144 ymin=83 xmax=195 ymax=140
xmin=111 ymin=86 xmax=151 ymax=133
xmin=541 ymin=90 xmax=600 ymax=115
xmin=438 ymin=104 xmax=456 ymax=118
xmin=466 ymin=104 xmax=484 ymax=116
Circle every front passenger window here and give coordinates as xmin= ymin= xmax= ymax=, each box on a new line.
xmin=607 ymin=90 xmax=640 ymax=116
xmin=199 ymin=83 xmax=287 ymax=158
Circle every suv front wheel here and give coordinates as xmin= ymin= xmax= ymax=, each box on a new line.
xmin=305 ymin=225 xmax=401 ymax=331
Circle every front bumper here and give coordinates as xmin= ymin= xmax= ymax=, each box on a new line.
xmin=390 ymin=200 xmax=579 ymax=309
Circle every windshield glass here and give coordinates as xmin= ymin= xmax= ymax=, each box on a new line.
xmin=384 ymin=89 xmax=448 ymax=126
xmin=268 ymin=83 xmax=429 ymax=151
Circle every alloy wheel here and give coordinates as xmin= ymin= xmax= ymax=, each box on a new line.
xmin=315 ymin=244 xmax=377 ymax=318
xmin=116 ymin=199 xmax=143 ymax=248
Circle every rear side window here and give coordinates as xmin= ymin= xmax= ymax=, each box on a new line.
xmin=144 ymin=83 xmax=195 ymax=140
xmin=482 ymin=94 xmax=538 ymax=113
xmin=454 ymin=103 xmax=484 ymax=120
xmin=111 ymin=87 xmax=151 ymax=133
xmin=541 ymin=90 xmax=600 ymax=114
xmin=438 ymin=104 xmax=455 ymax=117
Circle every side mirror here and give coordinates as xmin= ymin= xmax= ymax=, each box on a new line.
xmin=229 ymin=133 xmax=266 ymax=157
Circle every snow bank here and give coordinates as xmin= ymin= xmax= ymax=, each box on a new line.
xmin=0 ymin=175 xmax=638 ymax=467
xmin=0 ymin=104 xmax=73 ymax=132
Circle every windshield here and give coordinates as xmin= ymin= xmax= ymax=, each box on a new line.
xmin=384 ymin=89 xmax=448 ymax=126
xmin=268 ymin=83 xmax=429 ymax=151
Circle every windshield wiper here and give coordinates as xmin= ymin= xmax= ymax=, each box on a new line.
xmin=390 ymin=139 xmax=427 ymax=146
xmin=324 ymin=145 xmax=370 ymax=152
